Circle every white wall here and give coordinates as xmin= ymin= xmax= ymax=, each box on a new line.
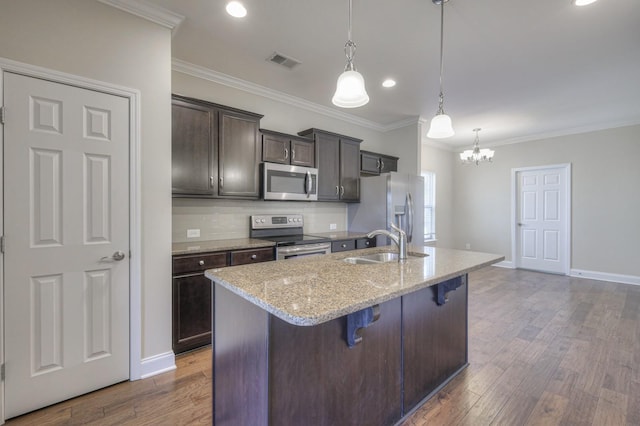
xmin=452 ymin=125 xmax=640 ymax=277
xmin=0 ymin=0 xmax=173 ymax=361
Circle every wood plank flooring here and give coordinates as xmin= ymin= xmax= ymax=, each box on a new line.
xmin=6 ymin=267 xmax=639 ymax=425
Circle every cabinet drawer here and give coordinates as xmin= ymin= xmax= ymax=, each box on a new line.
xmin=230 ymin=247 xmax=275 ymax=266
xmin=332 ymin=240 xmax=356 ymax=252
xmin=173 ymin=252 xmax=228 ymax=275
xmin=356 ymin=237 xmax=376 ymax=249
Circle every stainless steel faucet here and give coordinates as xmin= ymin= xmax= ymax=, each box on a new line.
xmin=366 ymin=223 xmax=407 ymax=261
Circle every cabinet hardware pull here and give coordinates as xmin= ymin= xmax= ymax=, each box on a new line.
xmin=199 ymin=260 xmax=205 ymax=266
xmin=291 ymin=148 xmax=295 ymax=160
xmin=220 ymin=177 xmax=224 ymax=188
xmin=336 ymin=186 xmax=340 ymax=195
xmin=380 ymin=160 xmax=385 ymax=170
xmin=284 ymin=148 xmax=288 ymax=159
xmin=210 ymin=176 xmax=214 ymax=187
xmin=341 ymin=243 xmax=347 ymax=248
xmin=340 ymin=186 xmax=345 ymax=197
xmin=376 ymin=159 xmax=380 ymax=169
xmin=251 ymin=254 xmax=257 ymax=260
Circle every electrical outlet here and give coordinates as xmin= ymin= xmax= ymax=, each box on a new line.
xmin=187 ymin=229 xmax=200 ymax=238
xmin=329 ymin=223 xmax=337 ymax=230
xmin=465 ymin=243 xmax=471 ymax=250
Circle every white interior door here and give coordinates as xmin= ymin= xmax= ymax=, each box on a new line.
xmin=515 ymin=166 xmax=569 ymax=274
xmin=3 ymin=72 xmax=130 ymax=418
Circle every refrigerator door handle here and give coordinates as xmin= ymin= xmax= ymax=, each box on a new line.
xmin=406 ymin=192 xmax=414 ymax=243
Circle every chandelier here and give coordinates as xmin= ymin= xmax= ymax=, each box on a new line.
xmin=460 ymin=128 xmax=494 ymax=165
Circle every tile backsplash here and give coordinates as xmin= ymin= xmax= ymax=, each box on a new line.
xmin=173 ymin=198 xmax=348 ymax=243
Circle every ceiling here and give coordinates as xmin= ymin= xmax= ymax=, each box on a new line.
xmin=145 ymin=0 xmax=640 ymax=148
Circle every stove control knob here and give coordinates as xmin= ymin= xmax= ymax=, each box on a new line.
xmin=288 ymin=218 xmax=293 ymax=222
xmin=254 ymin=218 xmax=260 ymax=223
xmin=260 ymin=219 xmax=265 ymax=223
xmin=297 ymin=218 xmax=302 ymax=222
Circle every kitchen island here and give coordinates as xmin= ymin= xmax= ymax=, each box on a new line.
xmin=206 ymin=246 xmax=503 ymax=425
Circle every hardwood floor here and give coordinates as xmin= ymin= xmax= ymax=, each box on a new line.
xmin=5 ymin=348 xmax=213 ymax=425
xmin=6 ymin=267 xmax=639 ymax=425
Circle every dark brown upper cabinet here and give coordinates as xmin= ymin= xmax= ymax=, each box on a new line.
xmin=298 ymin=128 xmax=362 ymax=202
xmin=261 ymin=129 xmax=315 ymax=168
xmin=360 ymin=150 xmax=399 ymax=175
xmin=172 ymin=95 xmax=263 ymax=199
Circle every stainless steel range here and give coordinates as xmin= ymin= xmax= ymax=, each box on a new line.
xmin=250 ymin=214 xmax=331 ymax=260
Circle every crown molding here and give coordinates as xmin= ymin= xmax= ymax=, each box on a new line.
xmin=98 ymin=0 xmax=184 ymax=32
xmin=172 ymin=59 xmax=422 ymax=133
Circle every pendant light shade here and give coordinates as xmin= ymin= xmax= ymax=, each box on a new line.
xmin=427 ymin=0 xmax=454 ymax=139
xmin=332 ymin=0 xmax=369 ymax=108
xmin=332 ymin=69 xmax=369 ymax=108
xmin=427 ymin=113 xmax=454 ymax=138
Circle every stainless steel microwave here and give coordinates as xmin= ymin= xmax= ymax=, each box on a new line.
xmin=262 ymin=163 xmax=318 ymax=201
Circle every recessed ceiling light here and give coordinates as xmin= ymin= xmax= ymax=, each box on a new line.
xmin=573 ymin=0 xmax=598 ymax=6
xmin=382 ymin=79 xmax=396 ymax=88
xmin=226 ymin=1 xmax=247 ymax=18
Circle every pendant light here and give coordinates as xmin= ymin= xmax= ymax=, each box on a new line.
xmin=332 ymin=0 xmax=369 ymax=108
xmin=427 ymin=0 xmax=454 ymax=139
xmin=460 ymin=128 xmax=494 ymax=165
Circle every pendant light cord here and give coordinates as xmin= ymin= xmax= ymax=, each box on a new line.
xmin=437 ymin=1 xmax=445 ymax=114
xmin=348 ymin=0 xmax=352 ymax=42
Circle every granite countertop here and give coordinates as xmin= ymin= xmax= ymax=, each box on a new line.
xmin=205 ymin=246 xmax=504 ymax=326
xmin=172 ymin=238 xmax=275 ymax=256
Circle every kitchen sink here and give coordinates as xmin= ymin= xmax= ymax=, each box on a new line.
xmin=342 ymin=251 xmax=428 ymax=264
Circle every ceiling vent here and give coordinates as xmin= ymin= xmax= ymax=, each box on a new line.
xmin=267 ymin=52 xmax=301 ymax=70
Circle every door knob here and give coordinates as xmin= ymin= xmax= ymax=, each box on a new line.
xmin=101 ymin=251 xmax=126 ymax=262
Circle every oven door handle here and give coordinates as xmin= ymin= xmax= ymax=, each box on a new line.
xmin=278 ymin=242 xmax=331 ymax=255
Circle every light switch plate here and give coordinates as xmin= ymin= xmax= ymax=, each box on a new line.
xmin=187 ymin=229 xmax=200 ymax=238
xmin=329 ymin=223 xmax=337 ymax=230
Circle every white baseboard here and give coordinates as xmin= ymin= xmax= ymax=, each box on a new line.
xmin=139 ymin=351 xmax=176 ymax=379
xmin=570 ymin=269 xmax=640 ymax=286
xmin=494 ymin=260 xmax=514 ymax=269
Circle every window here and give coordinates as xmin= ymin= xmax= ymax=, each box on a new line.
xmin=422 ymin=171 xmax=436 ymax=242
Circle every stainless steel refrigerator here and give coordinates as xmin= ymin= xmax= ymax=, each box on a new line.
xmin=348 ymin=172 xmax=424 ymax=248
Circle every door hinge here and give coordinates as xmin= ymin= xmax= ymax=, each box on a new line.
xmin=0 ymin=106 xmax=5 ymax=125
xmin=1 ymin=363 xmax=5 ymax=381
xmin=0 ymin=235 xmax=4 ymax=254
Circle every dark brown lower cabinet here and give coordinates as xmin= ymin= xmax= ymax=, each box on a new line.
xmin=173 ymin=274 xmax=212 ymax=353
xmin=212 ymin=274 xmax=469 ymax=425
xmin=173 ymin=247 xmax=274 ymax=354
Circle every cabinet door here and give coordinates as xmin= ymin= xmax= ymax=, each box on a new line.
xmin=379 ymin=155 xmax=398 ymax=174
xmin=360 ymin=151 xmax=381 ymax=175
xmin=290 ymin=139 xmax=315 ymax=167
xmin=262 ymin=133 xmax=288 ymax=164
xmin=316 ymin=132 xmax=341 ymax=201
xmin=172 ymin=100 xmax=217 ymax=196
xmin=340 ymin=139 xmax=361 ymax=201
xmin=173 ymin=274 xmax=212 ymax=353
xmin=219 ymin=110 xmax=261 ymax=198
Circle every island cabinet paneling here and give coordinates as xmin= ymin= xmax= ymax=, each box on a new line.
xmin=268 ymin=299 xmax=403 ymax=426
xmin=213 ymin=285 xmax=402 ymax=426
xmin=402 ymin=277 xmax=468 ymax=412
